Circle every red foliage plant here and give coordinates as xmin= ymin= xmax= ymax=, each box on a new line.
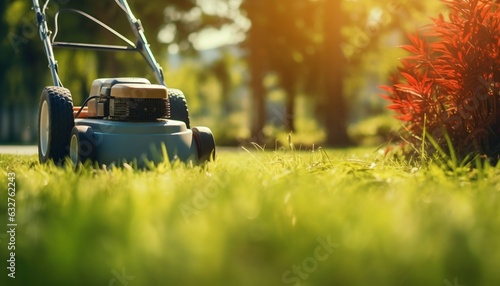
xmin=381 ymin=0 xmax=500 ymax=160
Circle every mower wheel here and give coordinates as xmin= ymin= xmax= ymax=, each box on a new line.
xmin=38 ymin=86 xmax=75 ymax=164
xmin=70 ymin=126 xmax=97 ymax=166
xmin=192 ymin=126 xmax=216 ymax=162
xmin=168 ymin=89 xmax=190 ymax=129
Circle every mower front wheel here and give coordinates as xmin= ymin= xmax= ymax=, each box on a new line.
xmin=70 ymin=126 xmax=97 ymax=167
xmin=192 ymin=126 xmax=216 ymax=163
xmin=38 ymin=86 xmax=75 ymax=164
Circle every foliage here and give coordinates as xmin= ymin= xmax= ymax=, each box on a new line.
xmin=2 ymin=149 xmax=500 ymax=285
xmin=381 ymin=0 xmax=500 ymax=160
xmin=0 ymin=1 xmax=48 ymax=106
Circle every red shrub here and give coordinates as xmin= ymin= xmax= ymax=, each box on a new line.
xmin=382 ymin=0 xmax=500 ymax=160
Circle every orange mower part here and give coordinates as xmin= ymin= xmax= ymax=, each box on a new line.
xmin=73 ymin=106 xmax=88 ymax=118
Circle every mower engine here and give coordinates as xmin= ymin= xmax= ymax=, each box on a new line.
xmin=87 ymin=78 xmax=170 ymax=121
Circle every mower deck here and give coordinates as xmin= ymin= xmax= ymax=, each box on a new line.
xmin=74 ymin=118 xmax=197 ymax=167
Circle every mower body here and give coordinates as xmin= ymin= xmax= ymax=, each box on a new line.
xmin=71 ymin=77 xmax=201 ymax=167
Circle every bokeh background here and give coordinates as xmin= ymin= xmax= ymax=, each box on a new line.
xmin=0 ymin=0 xmax=446 ymax=147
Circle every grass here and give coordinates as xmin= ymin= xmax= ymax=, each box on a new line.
xmin=1 ymin=146 xmax=500 ymax=286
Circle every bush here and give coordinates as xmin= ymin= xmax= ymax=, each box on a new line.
xmin=381 ymin=0 xmax=500 ymax=161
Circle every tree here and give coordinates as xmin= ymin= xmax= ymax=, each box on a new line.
xmin=241 ymin=0 xmax=319 ymax=142
xmin=241 ymin=0 xmax=352 ymax=146
xmin=242 ymin=1 xmax=268 ymax=142
xmin=0 ymin=1 xmax=54 ymax=142
xmin=320 ymin=0 xmax=352 ymax=146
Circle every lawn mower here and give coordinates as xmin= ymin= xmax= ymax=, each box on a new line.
xmin=33 ymin=0 xmax=216 ymax=167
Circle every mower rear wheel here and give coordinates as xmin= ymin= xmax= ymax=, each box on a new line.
xmin=168 ymin=89 xmax=190 ymax=129
xmin=70 ymin=126 xmax=97 ymax=166
xmin=38 ymin=86 xmax=75 ymax=164
xmin=192 ymin=126 xmax=216 ymax=162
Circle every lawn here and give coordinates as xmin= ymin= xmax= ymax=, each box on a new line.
xmin=1 ymin=146 xmax=500 ymax=286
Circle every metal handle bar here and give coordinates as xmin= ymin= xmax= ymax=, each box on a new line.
xmin=32 ymin=0 xmax=167 ymax=87
xmin=33 ymin=0 xmax=61 ymax=87
xmin=115 ymin=0 xmax=166 ymax=86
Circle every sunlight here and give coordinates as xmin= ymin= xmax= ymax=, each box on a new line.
xmin=195 ymin=0 xmax=249 ymax=50
xmin=159 ymin=0 xmax=249 ymax=51
xmin=190 ymin=25 xmax=246 ymax=50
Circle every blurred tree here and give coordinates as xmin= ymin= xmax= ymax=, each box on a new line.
xmin=266 ymin=1 xmax=317 ymax=133
xmin=1 ymin=1 xmax=52 ymax=142
xmin=1 ymin=1 xmax=47 ymax=105
xmin=242 ymin=1 xmax=267 ymax=142
xmin=317 ymin=0 xmax=351 ymax=146
xmin=240 ymin=0 xmax=441 ymax=146
xmin=207 ymin=50 xmax=235 ymax=114
xmin=241 ymin=0 xmax=351 ymax=145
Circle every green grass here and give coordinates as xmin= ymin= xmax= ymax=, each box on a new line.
xmin=1 ymin=147 xmax=500 ymax=286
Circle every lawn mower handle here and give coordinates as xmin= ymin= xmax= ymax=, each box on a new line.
xmin=32 ymin=0 xmax=61 ymax=87
xmin=116 ymin=0 xmax=166 ymax=86
xmin=32 ymin=0 xmax=166 ymax=87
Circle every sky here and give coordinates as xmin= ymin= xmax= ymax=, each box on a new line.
xmin=158 ymin=0 xmax=250 ymax=52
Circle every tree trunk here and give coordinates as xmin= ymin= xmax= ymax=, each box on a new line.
xmin=246 ymin=2 xmax=267 ymax=143
xmin=322 ymin=1 xmax=352 ymax=147
xmin=283 ymin=73 xmax=296 ymax=132
xmin=249 ymin=51 xmax=266 ymax=143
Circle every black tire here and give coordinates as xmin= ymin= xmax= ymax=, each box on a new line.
xmin=192 ymin=126 xmax=216 ymax=162
xmin=70 ymin=126 xmax=97 ymax=166
xmin=38 ymin=86 xmax=75 ymax=164
xmin=168 ymin=89 xmax=190 ymax=129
